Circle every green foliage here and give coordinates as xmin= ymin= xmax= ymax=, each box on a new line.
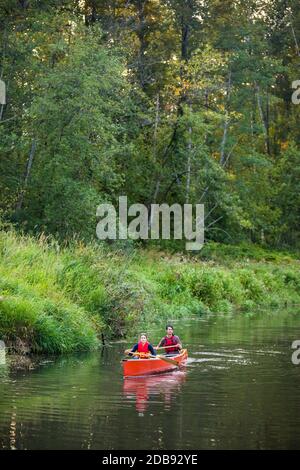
xmin=1 ymin=1 xmax=300 ymax=354
xmin=199 ymin=241 xmax=296 ymax=263
xmin=0 ymin=231 xmax=102 ymax=353
xmin=0 ymin=279 xmax=100 ymax=354
xmin=273 ymin=144 xmax=300 ymax=246
xmin=0 ymin=0 xmax=299 ymax=247
xmin=1 ymin=230 xmax=299 ymax=354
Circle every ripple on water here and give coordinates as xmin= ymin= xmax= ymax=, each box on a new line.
xmin=1 ymin=310 xmax=300 ymax=450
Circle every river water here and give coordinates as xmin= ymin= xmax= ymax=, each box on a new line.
xmin=0 ymin=309 xmax=299 ymax=450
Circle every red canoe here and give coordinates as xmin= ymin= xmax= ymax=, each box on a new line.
xmin=122 ymin=349 xmax=188 ymax=377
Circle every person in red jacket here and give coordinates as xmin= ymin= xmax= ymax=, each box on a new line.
xmin=125 ymin=333 xmax=156 ymax=358
xmin=156 ymin=324 xmax=182 ymax=356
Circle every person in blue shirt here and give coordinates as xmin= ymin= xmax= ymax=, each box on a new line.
xmin=125 ymin=333 xmax=156 ymax=357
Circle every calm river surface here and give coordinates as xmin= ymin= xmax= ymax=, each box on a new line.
xmin=0 ymin=309 xmax=299 ymax=450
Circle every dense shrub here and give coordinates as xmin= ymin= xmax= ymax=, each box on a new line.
xmin=0 ymin=230 xmax=299 ymax=353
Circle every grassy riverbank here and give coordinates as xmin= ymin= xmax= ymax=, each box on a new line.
xmin=0 ymin=230 xmax=299 ymax=354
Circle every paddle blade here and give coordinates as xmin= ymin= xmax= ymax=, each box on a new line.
xmin=157 ymin=355 xmax=179 ymax=367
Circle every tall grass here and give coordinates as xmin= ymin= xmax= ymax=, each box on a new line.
xmin=0 ymin=230 xmax=299 ymax=354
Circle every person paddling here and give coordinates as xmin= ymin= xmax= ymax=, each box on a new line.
xmin=125 ymin=333 xmax=156 ymax=358
xmin=155 ymin=324 xmax=182 ymax=356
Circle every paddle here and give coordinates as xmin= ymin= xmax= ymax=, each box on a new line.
xmin=155 ymin=345 xmax=182 ymax=351
xmin=122 ymin=351 xmax=152 ymax=361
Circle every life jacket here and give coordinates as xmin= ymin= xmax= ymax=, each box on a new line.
xmin=164 ymin=335 xmax=179 ymax=354
xmin=137 ymin=341 xmax=150 ymax=358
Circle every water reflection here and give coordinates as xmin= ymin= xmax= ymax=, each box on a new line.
xmin=123 ymin=370 xmax=186 ymax=414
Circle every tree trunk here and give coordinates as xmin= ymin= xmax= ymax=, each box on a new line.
xmin=186 ymin=121 xmax=192 ymax=204
xmin=181 ymin=22 xmax=189 ymax=61
xmin=255 ymin=83 xmax=270 ymax=155
xmin=149 ymin=94 xmax=160 ymax=228
xmin=290 ymin=14 xmax=300 ymax=57
xmin=16 ymin=140 xmax=36 ymax=212
xmin=220 ymin=70 xmax=232 ymax=166
xmin=181 ymin=12 xmax=192 ymax=203
xmin=136 ymin=1 xmax=147 ymax=90
xmin=0 ymin=27 xmax=7 ymax=121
